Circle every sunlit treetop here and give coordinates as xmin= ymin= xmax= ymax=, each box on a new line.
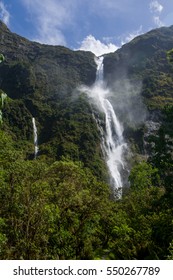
xmin=167 ymin=49 xmax=173 ymax=63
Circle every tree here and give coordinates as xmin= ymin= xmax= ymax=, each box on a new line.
xmin=148 ymin=106 xmax=173 ymax=195
xmin=0 ymin=134 xmax=112 ymax=260
xmin=167 ymin=49 xmax=173 ymax=63
xmin=44 ymin=159 xmax=111 ymax=259
xmin=129 ymin=161 xmax=160 ymax=190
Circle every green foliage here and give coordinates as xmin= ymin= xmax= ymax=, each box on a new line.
xmin=98 ymin=184 xmax=165 ymax=260
xmin=148 ymin=105 xmax=173 ymax=195
xmin=129 ymin=161 xmax=160 ymax=190
xmin=0 ymin=125 xmax=173 ymax=260
xmin=167 ymin=49 xmax=173 ymax=63
xmin=167 ymin=242 xmax=173 ymax=260
xmin=0 ymin=130 xmax=110 ymax=259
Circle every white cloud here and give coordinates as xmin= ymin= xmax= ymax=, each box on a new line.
xmin=20 ymin=0 xmax=78 ymax=45
xmin=153 ymin=16 xmax=164 ymax=27
xmin=103 ymin=25 xmax=144 ymax=47
xmin=149 ymin=1 xmax=163 ymax=14
xmin=79 ymin=26 xmax=144 ymax=56
xmin=34 ymin=26 xmax=66 ymax=46
xmin=121 ymin=26 xmax=143 ymax=45
xmin=149 ymin=1 xmax=164 ymax=27
xmin=78 ymin=35 xmax=118 ymax=56
xmin=0 ymin=1 xmax=10 ymax=25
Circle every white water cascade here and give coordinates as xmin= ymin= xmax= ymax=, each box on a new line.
xmin=32 ymin=117 xmax=39 ymax=159
xmin=89 ymin=57 xmax=127 ymax=195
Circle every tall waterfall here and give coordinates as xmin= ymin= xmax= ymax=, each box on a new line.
xmin=32 ymin=117 xmax=39 ymax=159
xmin=88 ymin=56 xmax=127 ymax=195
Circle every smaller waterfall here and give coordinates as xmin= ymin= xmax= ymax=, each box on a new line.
xmin=32 ymin=117 xmax=39 ymax=158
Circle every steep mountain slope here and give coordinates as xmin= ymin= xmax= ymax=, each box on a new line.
xmin=104 ymin=26 xmax=173 ymax=111
xmin=1 ymin=21 xmax=173 ymax=176
xmin=0 ymin=21 xmax=107 ymax=178
xmin=103 ymin=26 xmax=173 ymax=156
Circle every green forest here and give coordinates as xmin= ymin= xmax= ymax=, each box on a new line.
xmin=0 ymin=102 xmax=173 ymax=260
xmin=0 ymin=22 xmax=173 ymax=260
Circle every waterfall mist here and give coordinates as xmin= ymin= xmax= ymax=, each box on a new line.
xmin=109 ymin=78 xmax=148 ymax=128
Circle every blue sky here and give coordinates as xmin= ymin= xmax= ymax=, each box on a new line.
xmin=0 ymin=0 xmax=173 ymax=56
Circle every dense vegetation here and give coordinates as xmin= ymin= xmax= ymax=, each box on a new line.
xmin=0 ymin=22 xmax=173 ymax=259
xmin=0 ymin=105 xmax=173 ymax=259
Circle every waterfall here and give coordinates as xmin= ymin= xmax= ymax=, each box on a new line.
xmin=87 ymin=56 xmax=127 ymax=195
xmin=32 ymin=117 xmax=39 ymax=159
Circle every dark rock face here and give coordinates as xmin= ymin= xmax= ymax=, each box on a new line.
xmin=0 ymin=21 xmax=96 ymax=100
